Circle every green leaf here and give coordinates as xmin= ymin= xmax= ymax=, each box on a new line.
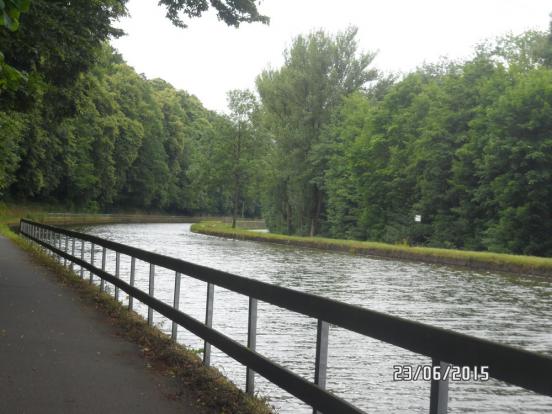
xmin=19 ymin=0 xmax=31 ymax=12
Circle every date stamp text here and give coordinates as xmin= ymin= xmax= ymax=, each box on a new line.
xmin=393 ymin=364 xmax=489 ymax=381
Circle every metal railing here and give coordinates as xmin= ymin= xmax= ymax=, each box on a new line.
xmin=19 ymin=219 xmax=552 ymax=414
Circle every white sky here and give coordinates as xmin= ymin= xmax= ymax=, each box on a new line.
xmin=111 ymin=0 xmax=551 ymax=113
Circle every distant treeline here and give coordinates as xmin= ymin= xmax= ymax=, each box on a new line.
xmin=2 ymin=1 xmax=552 ymax=256
xmin=256 ymin=26 xmax=552 ymax=256
xmin=0 ymin=0 xmax=264 ymax=217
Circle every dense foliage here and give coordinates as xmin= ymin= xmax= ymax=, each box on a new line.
xmin=0 ymin=0 xmax=263 ymax=215
xmin=1 ymin=1 xmax=552 ymax=256
xmin=256 ymin=27 xmax=377 ymax=236
xmin=257 ymin=28 xmax=552 ymax=256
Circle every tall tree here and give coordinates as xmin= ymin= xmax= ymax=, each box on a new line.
xmin=256 ymin=27 xmax=377 ymax=236
xmin=226 ymin=89 xmax=259 ymax=227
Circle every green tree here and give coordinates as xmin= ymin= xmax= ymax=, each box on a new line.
xmin=159 ymin=0 xmax=268 ymax=28
xmin=257 ymin=27 xmax=377 ymax=236
xmin=475 ymin=68 xmax=552 ymax=255
xmin=0 ymin=0 xmax=30 ymax=91
xmin=226 ymin=89 xmax=259 ymax=227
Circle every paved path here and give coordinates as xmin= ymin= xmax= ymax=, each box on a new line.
xmin=0 ymin=236 xmax=203 ymax=414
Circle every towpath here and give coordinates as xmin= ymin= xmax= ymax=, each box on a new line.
xmin=0 ymin=236 xmax=203 ymax=414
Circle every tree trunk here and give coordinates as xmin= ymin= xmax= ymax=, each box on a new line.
xmin=232 ymin=122 xmax=242 ymax=229
xmin=232 ymin=185 xmax=239 ymax=228
xmin=309 ymin=186 xmax=323 ymax=237
xmin=286 ymin=202 xmax=292 ymax=234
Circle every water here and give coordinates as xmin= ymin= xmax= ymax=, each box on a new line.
xmin=71 ymin=223 xmax=552 ymax=413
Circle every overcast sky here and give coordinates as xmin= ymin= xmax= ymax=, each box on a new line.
xmin=111 ymin=0 xmax=551 ymax=113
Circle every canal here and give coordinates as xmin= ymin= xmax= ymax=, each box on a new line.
xmin=73 ymin=223 xmax=552 ymax=413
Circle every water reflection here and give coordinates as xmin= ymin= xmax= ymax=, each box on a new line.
xmin=73 ymin=223 xmax=552 ymax=413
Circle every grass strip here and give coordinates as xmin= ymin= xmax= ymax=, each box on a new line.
xmin=191 ymin=221 xmax=552 ymax=277
xmin=0 ymin=224 xmax=274 ymax=414
xmin=0 ymin=202 xmax=264 ymax=227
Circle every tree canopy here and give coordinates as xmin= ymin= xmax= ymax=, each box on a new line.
xmin=2 ymin=2 xmax=552 ymax=257
xmin=158 ymin=0 xmax=269 ymax=28
xmin=256 ymin=27 xmax=377 ymax=236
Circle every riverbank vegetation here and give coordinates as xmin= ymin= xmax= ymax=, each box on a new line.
xmin=191 ymin=221 xmax=552 ymax=277
xmin=0 ymin=202 xmax=204 ymax=227
xmin=0 ymin=224 xmax=274 ymax=414
xmin=0 ymin=0 xmax=266 ymax=217
xmin=2 ymin=1 xmax=552 ymax=256
xmin=255 ymin=27 xmax=552 ymax=257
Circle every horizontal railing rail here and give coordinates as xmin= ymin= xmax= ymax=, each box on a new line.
xmin=19 ymin=219 xmax=552 ymax=413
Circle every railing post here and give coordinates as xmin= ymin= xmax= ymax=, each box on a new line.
xmin=52 ymin=231 xmax=56 ymax=258
xmin=70 ymin=238 xmax=76 ymax=271
xmin=313 ymin=320 xmax=329 ymax=414
xmin=115 ymin=252 xmax=120 ymax=301
xmin=56 ymin=232 xmax=61 ymax=262
xmin=63 ymin=235 xmax=69 ymax=267
xmin=148 ymin=264 xmax=155 ymax=326
xmin=203 ymin=283 xmax=215 ymax=366
xmin=50 ymin=230 xmax=54 ymax=256
xmin=246 ymin=297 xmax=258 ymax=395
xmin=171 ymin=272 xmax=182 ymax=341
xmin=89 ymin=244 xmax=95 ymax=284
xmin=429 ymin=360 xmax=449 ymax=414
xmin=128 ymin=257 xmax=135 ymax=310
xmin=100 ymin=247 xmax=106 ymax=293
xmin=80 ymin=240 xmax=85 ymax=278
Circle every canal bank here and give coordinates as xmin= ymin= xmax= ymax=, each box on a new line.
xmin=191 ymin=221 xmax=552 ymax=278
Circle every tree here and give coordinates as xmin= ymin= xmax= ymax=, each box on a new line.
xmin=475 ymin=67 xmax=552 ymax=255
xmin=226 ymin=89 xmax=259 ymax=227
xmin=0 ymin=0 xmax=30 ymax=91
xmin=158 ymin=0 xmax=269 ymax=28
xmin=256 ymin=27 xmax=377 ymax=236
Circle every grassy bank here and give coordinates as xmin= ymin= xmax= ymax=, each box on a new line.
xmin=0 ymin=224 xmax=274 ymax=414
xmin=0 ymin=203 xmax=202 ymax=226
xmin=0 ymin=202 xmax=264 ymax=227
xmin=191 ymin=221 xmax=552 ymax=277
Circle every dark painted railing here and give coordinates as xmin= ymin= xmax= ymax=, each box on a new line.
xmin=19 ymin=219 xmax=552 ymax=414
